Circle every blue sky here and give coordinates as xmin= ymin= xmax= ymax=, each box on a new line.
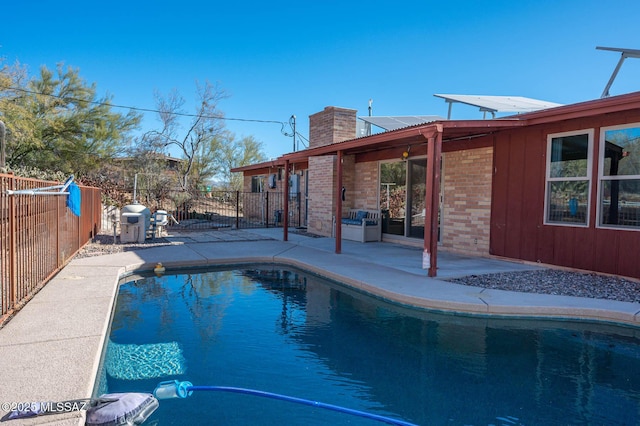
xmin=2 ymin=1 xmax=640 ymax=159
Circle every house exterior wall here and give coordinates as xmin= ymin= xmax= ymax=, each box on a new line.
xmin=241 ymin=170 xmax=308 ymax=227
xmin=441 ymin=147 xmax=493 ymax=255
xmin=242 ymin=175 xmax=253 ymax=193
xmin=341 ymin=154 xmax=356 ymax=209
xmin=491 ymin=111 xmax=640 ymax=278
xmin=353 ymin=161 xmax=379 ymax=210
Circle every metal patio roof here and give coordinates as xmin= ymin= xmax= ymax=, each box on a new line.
xmin=358 ymin=115 xmax=445 ymax=131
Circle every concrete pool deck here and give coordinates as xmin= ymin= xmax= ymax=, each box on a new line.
xmin=1 ymin=228 xmax=640 ymax=425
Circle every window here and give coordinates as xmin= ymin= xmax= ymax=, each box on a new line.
xmin=544 ymin=130 xmax=593 ymax=226
xmin=598 ymin=124 xmax=640 ymax=229
xmin=251 ymin=176 xmax=264 ymax=193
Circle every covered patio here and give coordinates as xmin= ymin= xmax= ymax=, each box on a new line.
xmin=273 ymin=119 xmax=526 ymax=276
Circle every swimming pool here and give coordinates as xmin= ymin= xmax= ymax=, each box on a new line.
xmin=97 ymin=265 xmax=640 ymax=425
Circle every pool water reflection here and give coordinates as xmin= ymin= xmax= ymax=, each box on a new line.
xmin=98 ymin=266 xmax=640 ymax=425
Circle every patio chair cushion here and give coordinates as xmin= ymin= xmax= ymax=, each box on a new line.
xmin=356 ymin=210 xmax=368 ymax=221
xmin=341 ymin=218 xmax=378 ymax=226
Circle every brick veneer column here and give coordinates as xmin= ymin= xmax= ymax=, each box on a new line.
xmin=307 ymin=156 xmax=336 ymax=235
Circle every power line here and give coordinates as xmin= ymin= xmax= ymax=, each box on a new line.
xmin=295 ymin=131 xmax=309 ymax=148
xmin=0 ymin=84 xmax=310 ymax=150
xmin=0 ymin=84 xmax=287 ymax=126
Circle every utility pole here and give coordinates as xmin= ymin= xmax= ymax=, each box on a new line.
xmin=366 ymin=99 xmax=372 ymax=136
xmin=291 ymin=115 xmax=296 ymax=152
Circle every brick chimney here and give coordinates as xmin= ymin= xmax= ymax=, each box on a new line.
xmin=309 ymin=107 xmax=357 ymax=148
xmin=307 ymin=107 xmax=357 ymax=236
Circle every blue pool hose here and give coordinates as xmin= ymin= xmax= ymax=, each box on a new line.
xmin=154 ymin=380 xmax=417 ymax=426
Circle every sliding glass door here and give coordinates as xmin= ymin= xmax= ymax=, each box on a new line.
xmin=379 ymin=159 xmax=431 ymax=240
xmin=380 ymin=161 xmax=407 ymax=236
xmin=408 ymin=160 xmax=426 ymax=239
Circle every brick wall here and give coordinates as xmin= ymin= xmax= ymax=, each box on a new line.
xmin=353 ymin=161 xmax=379 ymax=210
xmin=242 ymin=175 xmax=252 ymax=193
xmin=341 ymin=154 xmax=355 ymax=210
xmin=440 ymin=147 xmax=493 ymax=255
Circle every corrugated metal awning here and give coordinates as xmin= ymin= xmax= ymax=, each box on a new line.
xmin=358 ymin=115 xmax=445 ymax=131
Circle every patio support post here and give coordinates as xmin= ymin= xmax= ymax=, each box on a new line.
xmin=424 ymin=127 xmax=443 ymax=277
xmin=335 ymin=150 xmax=343 ymax=254
xmin=283 ymin=159 xmax=290 ymax=241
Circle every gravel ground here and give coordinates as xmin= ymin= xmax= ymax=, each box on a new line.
xmin=74 ymin=233 xmax=179 ymax=258
xmin=448 ymin=270 xmax=640 ymax=304
xmin=76 ymin=233 xmax=640 ymax=304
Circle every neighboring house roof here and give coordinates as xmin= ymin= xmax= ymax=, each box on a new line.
xmin=114 ymin=153 xmax=184 ymax=165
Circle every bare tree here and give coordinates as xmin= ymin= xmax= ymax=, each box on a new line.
xmin=146 ymin=81 xmax=228 ymax=192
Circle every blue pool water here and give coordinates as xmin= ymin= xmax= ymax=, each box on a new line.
xmin=98 ymin=265 xmax=640 ymax=425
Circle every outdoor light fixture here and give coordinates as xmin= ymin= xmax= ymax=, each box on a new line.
xmin=402 ymin=145 xmax=411 ymax=160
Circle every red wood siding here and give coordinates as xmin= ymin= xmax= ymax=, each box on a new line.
xmin=520 ymin=130 xmax=545 ymax=260
xmin=490 ymin=134 xmax=509 ymax=256
xmin=491 ymin=114 xmax=640 ymax=279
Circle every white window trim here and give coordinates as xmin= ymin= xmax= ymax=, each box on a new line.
xmin=543 ymin=129 xmax=594 ymax=227
xmin=596 ymin=122 xmax=640 ymax=231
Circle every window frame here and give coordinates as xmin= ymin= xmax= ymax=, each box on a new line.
xmin=543 ymin=129 xmax=594 ymax=227
xmin=251 ymin=175 xmax=264 ymax=193
xmin=596 ymin=122 xmax=640 ymax=231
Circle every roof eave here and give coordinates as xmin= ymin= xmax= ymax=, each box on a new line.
xmin=516 ymin=91 xmax=640 ymax=125
xmin=230 ymin=159 xmax=285 ymax=173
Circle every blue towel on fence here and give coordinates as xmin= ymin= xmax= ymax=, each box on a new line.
xmin=66 ymin=182 xmax=81 ymax=217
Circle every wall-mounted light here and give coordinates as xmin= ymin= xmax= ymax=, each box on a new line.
xmin=402 ymin=145 xmax=411 ymax=160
